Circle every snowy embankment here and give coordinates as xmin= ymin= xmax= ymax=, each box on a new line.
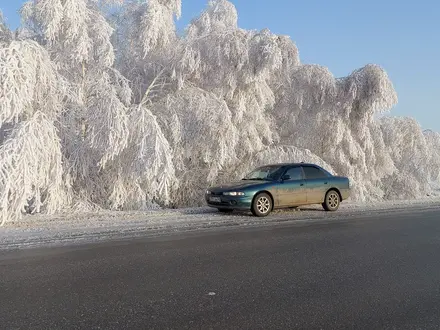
xmin=1 ymin=197 xmax=440 ymax=251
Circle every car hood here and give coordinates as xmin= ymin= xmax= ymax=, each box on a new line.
xmin=209 ymin=180 xmax=267 ymax=191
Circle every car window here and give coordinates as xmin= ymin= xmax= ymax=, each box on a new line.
xmin=284 ymin=167 xmax=303 ymax=180
xmin=243 ymin=165 xmax=286 ymax=181
xmin=302 ymin=166 xmax=329 ymax=179
xmin=267 ymin=166 xmax=287 ymax=181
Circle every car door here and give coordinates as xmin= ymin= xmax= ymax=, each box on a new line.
xmin=277 ymin=166 xmax=307 ymax=207
xmin=301 ymin=165 xmax=331 ymax=204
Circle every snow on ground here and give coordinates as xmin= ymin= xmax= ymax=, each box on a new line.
xmin=1 ymin=197 xmax=440 ymax=251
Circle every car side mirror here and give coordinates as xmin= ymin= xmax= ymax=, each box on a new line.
xmin=281 ymin=174 xmax=291 ymax=181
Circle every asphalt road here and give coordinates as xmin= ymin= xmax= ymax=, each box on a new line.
xmin=1 ymin=209 xmax=440 ymax=329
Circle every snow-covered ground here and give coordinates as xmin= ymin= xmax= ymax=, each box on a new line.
xmin=1 ymin=197 xmax=440 ymax=251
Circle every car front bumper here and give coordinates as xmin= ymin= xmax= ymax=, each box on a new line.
xmin=205 ymin=194 xmax=252 ymax=210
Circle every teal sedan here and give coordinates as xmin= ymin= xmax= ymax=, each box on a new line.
xmin=205 ymin=163 xmax=351 ymax=217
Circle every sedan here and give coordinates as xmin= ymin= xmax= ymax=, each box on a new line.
xmin=205 ymin=163 xmax=351 ymax=217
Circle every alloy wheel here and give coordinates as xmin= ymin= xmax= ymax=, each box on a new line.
xmin=328 ymin=192 xmax=339 ymax=209
xmin=257 ymin=196 xmax=271 ymax=214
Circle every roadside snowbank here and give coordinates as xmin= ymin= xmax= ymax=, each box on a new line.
xmin=1 ymin=197 xmax=440 ymax=251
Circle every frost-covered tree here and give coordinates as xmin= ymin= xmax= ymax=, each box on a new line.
xmin=379 ymin=117 xmax=431 ymax=199
xmin=20 ymin=0 xmax=130 ymax=207
xmin=153 ymin=86 xmax=238 ymax=206
xmin=273 ymin=63 xmax=399 ymax=201
xmin=183 ymin=2 xmax=282 ymax=155
xmin=0 ymin=40 xmax=70 ymax=225
xmin=114 ymin=0 xmax=182 ymax=102
xmin=104 ymin=101 xmax=177 ymax=210
xmin=18 ymin=0 xmax=177 ymax=211
xmin=20 ymin=0 xmax=119 ymax=68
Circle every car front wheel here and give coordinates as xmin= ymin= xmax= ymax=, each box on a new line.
xmin=252 ymin=192 xmax=273 ymax=217
xmin=323 ymin=190 xmax=340 ymax=211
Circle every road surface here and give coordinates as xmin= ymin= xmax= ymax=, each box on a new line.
xmin=1 ymin=208 xmax=440 ymax=329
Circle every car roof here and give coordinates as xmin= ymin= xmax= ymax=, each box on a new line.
xmin=262 ymin=162 xmax=320 ymax=168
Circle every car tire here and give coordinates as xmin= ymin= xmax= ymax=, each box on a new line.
xmin=251 ymin=192 xmax=273 ymax=217
xmin=322 ymin=189 xmax=340 ymax=211
xmin=218 ymin=208 xmax=234 ymax=213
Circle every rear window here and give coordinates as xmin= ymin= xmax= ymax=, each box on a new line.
xmin=302 ymin=166 xmax=329 ymax=179
xmin=284 ymin=167 xmax=303 ymax=180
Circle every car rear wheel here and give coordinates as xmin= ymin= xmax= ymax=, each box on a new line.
xmin=218 ymin=208 xmax=234 ymax=213
xmin=251 ymin=192 xmax=272 ymax=217
xmin=323 ymin=190 xmax=340 ymax=211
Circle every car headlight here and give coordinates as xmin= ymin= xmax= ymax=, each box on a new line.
xmin=206 ymin=190 xmax=211 ymax=195
xmin=223 ymin=191 xmax=245 ymax=196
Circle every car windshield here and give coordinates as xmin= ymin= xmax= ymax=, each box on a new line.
xmin=243 ymin=165 xmax=285 ymax=181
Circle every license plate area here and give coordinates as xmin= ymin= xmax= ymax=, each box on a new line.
xmin=209 ymin=196 xmax=222 ymax=203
